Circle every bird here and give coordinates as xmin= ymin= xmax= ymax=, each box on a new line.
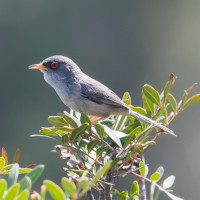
xmin=29 ymin=55 xmax=175 ymax=136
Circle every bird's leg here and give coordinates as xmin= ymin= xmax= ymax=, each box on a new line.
xmin=90 ymin=116 xmax=107 ymax=124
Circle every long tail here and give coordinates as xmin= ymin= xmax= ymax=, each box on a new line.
xmin=129 ymin=110 xmax=176 ymax=136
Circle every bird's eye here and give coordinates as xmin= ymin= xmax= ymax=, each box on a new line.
xmin=51 ymin=62 xmax=58 ymax=69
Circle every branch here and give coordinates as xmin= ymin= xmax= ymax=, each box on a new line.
xmin=87 ymin=189 xmax=95 ymax=200
xmin=104 ymin=150 xmax=117 ymax=200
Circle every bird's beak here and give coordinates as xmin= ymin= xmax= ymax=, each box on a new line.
xmin=28 ymin=63 xmax=48 ymax=70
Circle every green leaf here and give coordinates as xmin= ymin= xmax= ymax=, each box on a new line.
xmin=95 ymin=124 xmax=105 ymax=139
xmin=142 ymin=92 xmax=155 ymax=114
xmin=130 ymin=106 xmax=147 ymax=116
xmin=150 ymin=172 xmax=161 ymax=182
xmin=124 ymin=127 xmax=141 ymax=148
xmin=80 ymin=113 xmax=91 ymax=131
xmin=70 ymin=123 xmax=88 ymax=145
xmin=163 ymin=175 xmax=175 ymax=189
xmin=26 ymin=165 xmax=44 ymax=185
xmin=114 ymin=115 xmax=128 ymax=131
xmin=16 ymin=190 xmax=29 ymax=200
xmin=96 ymin=147 xmax=108 ymax=158
xmin=143 ymin=141 xmax=156 ymax=146
xmin=89 ymin=160 xmax=112 ymax=187
xmin=117 ymin=191 xmax=128 ymax=200
xmin=48 ymin=116 xmax=67 ymax=126
xmin=61 ymin=177 xmax=76 ymax=198
xmin=143 ymin=84 xmax=161 ymax=106
xmin=3 ymin=183 xmax=20 ymax=200
xmin=2 ymin=164 xmax=14 ymax=171
xmin=0 ymin=157 xmax=5 ymax=171
xmin=139 ymin=162 xmax=146 ymax=177
xmin=182 ymin=94 xmax=200 ymax=110
xmin=163 ymin=73 xmax=175 ymax=104
xmin=8 ymin=164 xmax=19 ymax=187
xmin=77 ymin=179 xmax=89 ymax=190
xmin=19 ymin=176 xmax=32 ymax=193
xmin=167 ymin=93 xmax=177 ymax=113
xmin=103 ymin=125 xmax=122 ymax=148
xmin=134 ymin=145 xmax=144 ymax=154
xmin=130 ymin=180 xmax=139 ymax=196
xmin=1 ymin=168 xmax=32 ymax=175
xmin=40 ymin=128 xmax=59 ymax=136
xmin=122 ymin=92 xmax=131 ymax=105
xmin=44 ymin=180 xmax=66 ymax=200
xmin=87 ymin=140 xmax=100 ymax=153
xmin=0 ymin=179 xmax=7 ymax=199
xmin=62 ymin=111 xmax=79 ymax=128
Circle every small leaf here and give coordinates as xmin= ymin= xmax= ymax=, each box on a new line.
xmin=77 ymin=179 xmax=89 ymax=190
xmin=89 ymin=161 xmax=112 ymax=187
xmin=1 ymin=147 xmax=8 ymax=166
xmin=163 ymin=73 xmax=175 ymax=103
xmin=1 ymin=168 xmax=31 ymax=175
xmin=87 ymin=140 xmax=100 ymax=153
xmin=117 ymin=191 xmax=128 ymax=200
xmin=80 ymin=113 xmax=91 ymax=131
xmin=124 ymin=127 xmax=141 ymax=148
xmin=163 ymin=175 xmax=175 ymax=189
xmin=70 ymin=123 xmax=88 ymax=145
xmin=134 ymin=145 xmax=144 ymax=154
xmin=142 ymin=92 xmax=155 ymax=114
xmin=26 ymin=165 xmax=44 ymax=184
xmin=156 ymin=166 xmax=164 ymax=179
xmin=130 ymin=180 xmax=139 ymax=196
xmin=143 ymin=84 xmax=161 ymax=106
xmin=103 ymin=125 xmax=122 ymax=148
xmin=62 ymin=111 xmax=79 ymax=128
xmin=40 ymin=128 xmax=58 ymax=136
xmin=167 ymin=93 xmax=177 ymax=113
xmin=8 ymin=164 xmax=19 ymax=187
xmin=96 ymin=147 xmax=108 ymax=158
xmin=0 ymin=179 xmax=7 ymax=198
xmin=182 ymin=94 xmax=200 ymax=110
xmin=16 ymin=190 xmax=29 ymax=200
xmin=122 ymin=92 xmax=131 ymax=105
xmin=95 ymin=124 xmax=105 ymax=139
xmin=150 ymin=172 xmax=161 ymax=182
xmin=48 ymin=116 xmax=67 ymax=126
xmin=130 ymin=106 xmax=147 ymax=116
xmin=13 ymin=149 xmax=20 ymax=164
xmin=163 ymin=190 xmax=184 ymax=200
xmin=114 ymin=115 xmax=128 ymax=131
xmin=61 ymin=177 xmax=76 ymax=198
xmin=143 ymin=141 xmax=156 ymax=146
xmin=139 ymin=162 xmax=148 ymax=177
xmin=0 ymin=157 xmax=5 ymax=171
xmin=44 ymin=180 xmax=66 ymax=200
xmin=3 ymin=183 xmax=20 ymax=200
xmin=19 ymin=176 xmax=32 ymax=193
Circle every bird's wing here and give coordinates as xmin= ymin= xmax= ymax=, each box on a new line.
xmin=80 ymin=75 xmax=127 ymax=109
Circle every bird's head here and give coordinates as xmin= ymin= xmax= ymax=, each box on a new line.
xmin=29 ymin=55 xmax=82 ymax=85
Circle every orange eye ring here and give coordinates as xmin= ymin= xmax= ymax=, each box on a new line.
xmin=51 ymin=62 xmax=58 ymax=69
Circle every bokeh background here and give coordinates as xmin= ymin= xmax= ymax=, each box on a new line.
xmin=1 ymin=1 xmax=200 ymax=199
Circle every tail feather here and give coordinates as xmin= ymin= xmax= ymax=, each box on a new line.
xmin=129 ymin=110 xmax=176 ymax=136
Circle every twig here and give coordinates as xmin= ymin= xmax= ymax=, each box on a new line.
xmin=86 ymin=189 xmax=95 ymax=200
xmin=104 ymin=150 xmax=117 ymax=200
xmin=137 ymin=155 xmax=147 ymax=200
xmin=99 ymin=189 xmax=105 ymax=200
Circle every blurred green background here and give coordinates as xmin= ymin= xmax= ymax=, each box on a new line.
xmin=1 ymin=1 xmax=200 ymax=199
